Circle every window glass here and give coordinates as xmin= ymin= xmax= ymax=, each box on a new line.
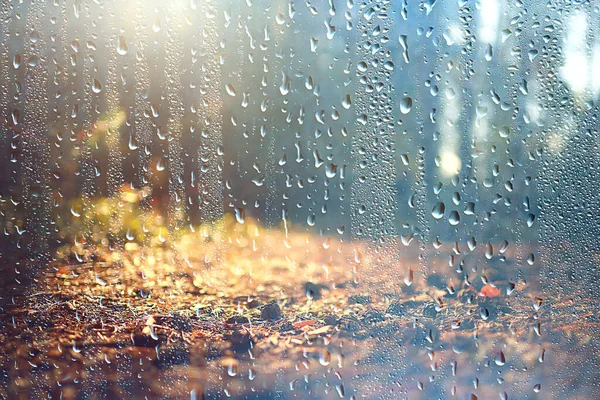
xmin=1 ymin=0 xmax=599 ymax=399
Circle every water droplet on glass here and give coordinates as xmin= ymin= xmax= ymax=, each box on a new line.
xmin=484 ymin=44 xmax=493 ymax=61
xmin=279 ymin=71 xmax=290 ymax=96
xmin=117 ymin=36 xmax=128 ymax=55
xmin=225 ymin=83 xmax=236 ymax=97
xmin=449 ymin=211 xmax=460 ymax=225
xmin=432 ymin=202 xmax=445 ymax=219
xmin=92 ymin=78 xmax=102 ymax=93
xmin=495 ymin=351 xmax=506 ymax=366
xmin=234 ymin=207 xmax=245 ymax=224
xmin=400 ymin=97 xmax=413 ymax=114
xmin=342 ymin=94 xmax=351 ymax=109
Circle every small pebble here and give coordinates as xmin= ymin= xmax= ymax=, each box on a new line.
xmin=261 ymin=302 xmax=282 ymax=321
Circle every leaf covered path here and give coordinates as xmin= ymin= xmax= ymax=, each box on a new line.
xmin=1 ymin=218 xmax=599 ymax=399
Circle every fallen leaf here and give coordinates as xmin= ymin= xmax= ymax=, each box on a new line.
xmin=479 ymin=284 xmax=501 ymax=298
xmin=293 ymin=319 xmax=315 ymax=329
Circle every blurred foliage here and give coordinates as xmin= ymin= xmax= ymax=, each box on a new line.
xmin=55 ymin=187 xmax=164 ymax=263
xmin=53 ymin=187 xmax=281 ymax=267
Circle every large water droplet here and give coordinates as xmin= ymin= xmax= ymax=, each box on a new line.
xmin=92 ymin=79 xmax=103 ymax=93
xmin=400 ymin=97 xmax=413 ymax=114
xmin=342 ymin=94 xmax=351 ymax=109
xmin=117 ymin=36 xmax=128 ymax=55
xmin=432 ymin=202 xmax=445 ymax=219
xmin=279 ymin=71 xmax=290 ymax=96
xmin=449 ymin=211 xmax=460 ymax=225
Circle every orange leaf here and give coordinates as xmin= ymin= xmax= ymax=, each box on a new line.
xmin=293 ymin=320 xmax=315 ymax=330
xmin=479 ymin=284 xmax=501 ymax=298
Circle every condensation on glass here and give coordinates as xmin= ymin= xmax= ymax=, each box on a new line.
xmin=1 ymin=0 xmax=599 ymax=399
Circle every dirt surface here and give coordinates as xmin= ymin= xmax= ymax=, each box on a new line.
xmin=1 ymin=216 xmax=599 ymax=399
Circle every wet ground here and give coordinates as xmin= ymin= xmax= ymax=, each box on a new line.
xmin=1 ymin=218 xmax=599 ymax=399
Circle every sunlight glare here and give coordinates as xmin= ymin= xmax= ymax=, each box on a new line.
xmin=477 ymin=0 xmax=500 ymax=44
xmin=561 ymin=11 xmax=589 ymax=95
xmin=440 ymin=151 xmax=462 ymax=177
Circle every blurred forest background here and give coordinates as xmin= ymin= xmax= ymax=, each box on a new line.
xmin=0 ymin=0 xmax=599 ymax=299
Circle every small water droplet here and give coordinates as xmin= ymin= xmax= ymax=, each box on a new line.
xmin=156 ymin=158 xmax=166 ymax=171
xmin=527 ymin=49 xmax=538 ymax=62
xmin=405 ymin=268 xmax=414 ymax=286
xmin=319 ymin=350 xmax=331 ymax=366
xmin=234 ymin=207 xmax=245 ymax=224
xmin=227 ymin=363 xmax=238 ymax=377
xmin=279 ymin=71 xmax=290 ymax=95
xmin=484 ymin=44 xmax=493 ymax=61
xmin=225 ymin=83 xmax=236 ymax=97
